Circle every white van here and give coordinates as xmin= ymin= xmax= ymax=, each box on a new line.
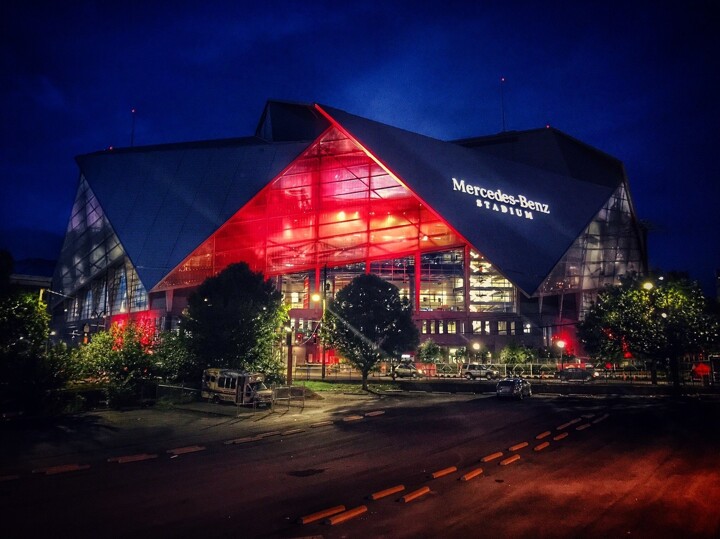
xmin=201 ymin=369 xmax=273 ymax=405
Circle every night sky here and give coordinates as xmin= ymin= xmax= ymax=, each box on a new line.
xmin=1 ymin=1 xmax=718 ymax=295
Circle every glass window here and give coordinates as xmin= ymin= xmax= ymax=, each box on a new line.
xmin=157 ymin=126 xmax=462 ymax=290
xmin=539 ymin=184 xmax=645 ymax=310
xmin=467 ymin=250 xmax=516 ymax=313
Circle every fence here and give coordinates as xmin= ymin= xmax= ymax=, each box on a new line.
xmin=156 ymin=383 xmax=200 ymax=402
xmin=271 ymin=384 xmax=306 ymax=411
xmin=291 ymin=361 xmax=716 ymax=387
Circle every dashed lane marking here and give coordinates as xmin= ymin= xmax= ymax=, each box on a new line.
xmin=281 ymin=428 xmax=305 ymax=436
xmin=481 ymin=451 xmax=504 ymax=462
xmin=430 ymin=466 xmax=457 ymax=479
xmin=325 ymin=505 xmax=368 ymax=525
xmin=399 ymin=486 xmax=431 ymax=503
xmin=298 ymin=505 xmax=346 ymax=525
xmin=534 ymin=441 xmax=550 ymax=452
xmin=460 ymin=468 xmax=484 ymax=482
xmin=509 ymin=442 xmax=529 ymax=451
xmin=224 ymin=435 xmax=259 ymax=445
xmin=32 ymin=464 xmax=90 ymax=475
xmin=557 ymin=418 xmax=582 ymax=430
xmin=368 ymin=484 xmax=405 ymax=500
xmin=167 ymin=445 xmax=205 ymax=456
xmin=107 ymin=453 xmax=158 ymax=464
xmin=310 ymin=420 xmax=334 ymax=428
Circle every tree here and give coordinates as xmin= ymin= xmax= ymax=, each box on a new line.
xmin=325 ymin=274 xmax=419 ymax=390
xmin=578 ymin=273 xmax=720 ymax=388
xmin=417 ymin=338 xmax=443 ymax=363
xmin=182 ymin=263 xmax=287 ymax=381
xmin=499 ymin=342 xmax=535 ymax=365
xmin=153 ymin=330 xmax=197 ymax=384
xmin=0 ymin=289 xmax=68 ymax=413
xmin=454 ymin=345 xmax=487 ymax=364
xmin=74 ymin=321 xmax=157 ymax=407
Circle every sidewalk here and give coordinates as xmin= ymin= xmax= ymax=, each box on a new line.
xmin=0 ymin=390 xmax=395 ymax=477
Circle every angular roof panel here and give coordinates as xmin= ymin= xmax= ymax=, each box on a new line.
xmin=75 ymin=138 xmax=310 ymax=290
xmin=317 ymin=104 xmax=618 ymax=295
xmin=454 ymin=128 xmax=626 ymax=188
xmin=73 ymin=100 xmax=628 ymax=297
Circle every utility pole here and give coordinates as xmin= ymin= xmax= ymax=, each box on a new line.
xmin=286 ymin=326 xmax=294 ymax=386
xmin=500 ymin=76 xmax=507 ymax=132
xmin=321 ymin=264 xmax=328 ymax=380
xmin=130 ymin=108 xmax=136 ymax=147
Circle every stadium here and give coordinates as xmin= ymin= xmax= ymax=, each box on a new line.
xmin=50 ymin=100 xmax=647 ymax=364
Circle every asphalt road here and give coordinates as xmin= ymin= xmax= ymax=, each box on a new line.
xmin=2 ymin=392 xmax=719 ymax=538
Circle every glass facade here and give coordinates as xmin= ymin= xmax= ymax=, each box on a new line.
xmin=53 ymin=177 xmax=148 ymax=325
xmin=539 ymin=184 xmax=644 ymax=297
xmin=156 ymin=126 xmax=462 ymax=291
xmin=468 ymin=250 xmax=515 ymax=312
xmin=51 ymin=112 xmax=646 ymax=355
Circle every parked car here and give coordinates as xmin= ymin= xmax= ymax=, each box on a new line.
xmin=496 ymin=377 xmax=532 ymax=399
xmin=393 ymin=363 xmax=424 ymax=379
xmin=461 ymin=362 xmax=500 ymax=380
xmin=556 ymin=367 xmax=598 ymax=382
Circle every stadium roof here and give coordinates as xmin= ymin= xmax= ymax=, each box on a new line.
xmin=72 ymin=100 xmax=626 ymax=296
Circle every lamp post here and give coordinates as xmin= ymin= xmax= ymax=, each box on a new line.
xmin=285 ymin=325 xmax=294 ymax=386
xmin=311 ymin=292 xmax=327 ymax=380
xmin=556 ymin=339 xmax=566 ymax=371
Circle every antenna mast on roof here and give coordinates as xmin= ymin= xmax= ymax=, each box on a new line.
xmin=130 ymin=108 xmax=136 ymax=147
xmin=500 ymin=76 xmax=507 ymax=132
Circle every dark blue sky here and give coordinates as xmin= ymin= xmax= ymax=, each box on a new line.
xmin=1 ymin=1 xmax=718 ymax=294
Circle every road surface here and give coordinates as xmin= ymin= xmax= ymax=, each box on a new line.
xmin=2 ymin=392 xmax=718 ymax=538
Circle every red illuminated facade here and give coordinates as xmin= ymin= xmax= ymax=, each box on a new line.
xmin=51 ymin=101 xmax=647 ymax=362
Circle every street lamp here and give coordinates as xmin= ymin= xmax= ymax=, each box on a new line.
xmin=556 ymin=339 xmax=566 ymax=371
xmin=311 ymin=291 xmax=327 ymax=380
xmin=285 ymin=325 xmax=294 ymax=386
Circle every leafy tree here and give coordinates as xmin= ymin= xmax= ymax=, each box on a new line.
xmin=499 ymin=342 xmax=536 ymax=365
xmin=325 ymin=274 xmax=419 ymax=390
xmin=0 ymin=289 xmax=68 ymax=413
xmin=75 ymin=322 xmax=157 ymax=407
xmin=153 ymin=330 xmax=197 ymax=384
xmin=455 ymin=345 xmax=489 ymax=363
xmin=182 ymin=263 xmax=287 ymax=381
xmin=578 ymin=273 xmax=720 ymax=387
xmin=417 ymin=338 xmax=443 ymax=363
